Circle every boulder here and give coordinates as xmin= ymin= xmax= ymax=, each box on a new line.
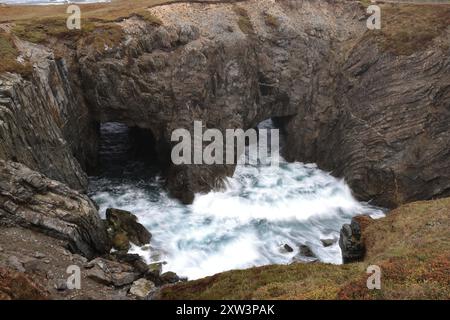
xmin=86 ymin=258 xmax=139 ymax=287
xmin=320 ymin=239 xmax=336 ymax=247
xmin=160 ymin=271 xmax=180 ymax=284
xmin=129 ymin=278 xmax=155 ymax=299
xmin=106 ymin=208 xmax=152 ymax=252
xmin=339 ymin=216 xmax=373 ymax=263
xmin=109 ymin=252 xmax=150 ymax=275
xmin=147 ymin=262 xmax=163 ymax=277
xmin=299 ymin=245 xmax=316 ymax=258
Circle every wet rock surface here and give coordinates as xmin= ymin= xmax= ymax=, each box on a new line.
xmin=106 ymin=208 xmax=152 ymax=252
xmin=320 ymin=239 xmax=336 ymax=247
xmin=339 ymin=215 xmax=374 ymax=264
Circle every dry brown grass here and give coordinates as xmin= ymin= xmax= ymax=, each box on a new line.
xmin=0 ymin=0 xmax=173 ymax=23
xmin=0 ymin=0 xmax=167 ymax=51
xmin=0 ymin=31 xmax=32 ymax=77
xmin=374 ymin=4 xmax=450 ymax=55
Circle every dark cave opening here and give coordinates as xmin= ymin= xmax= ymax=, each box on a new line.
xmin=89 ymin=122 xmax=164 ymax=180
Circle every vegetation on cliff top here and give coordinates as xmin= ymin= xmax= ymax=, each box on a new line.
xmin=0 ymin=32 xmax=32 ymax=77
xmin=158 ymin=197 xmax=450 ymax=299
xmin=1 ymin=1 xmax=448 ymax=56
xmin=372 ymin=4 xmax=450 ymax=55
xmin=0 ymin=0 xmax=166 ymax=52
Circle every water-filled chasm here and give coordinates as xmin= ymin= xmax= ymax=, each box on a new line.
xmin=89 ymin=121 xmax=384 ymax=280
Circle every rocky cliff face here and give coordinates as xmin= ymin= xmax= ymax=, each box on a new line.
xmin=0 ymin=0 xmax=449 ymax=207
xmin=0 ymin=40 xmax=98 ymax=192
xmin=282 ymin=32 xmax=450 ymax=207
xmin=0 ymin=160 xmax=110 ymax=258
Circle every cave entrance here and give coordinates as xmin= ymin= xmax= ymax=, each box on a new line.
xmin=90 ymin=122 xmax=163 ymax=180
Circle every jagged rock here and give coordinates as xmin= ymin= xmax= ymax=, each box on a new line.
xmin=1 ymin=0 xmax=449 ymax=209
xmin=282 ymin=244 xmax=294 ymax=253
xmin=76 ymin=1 xmax=449 ymax=207
xmin=111 ymin=232 xmax=130 ymax=252
xmin=147 ymin=262 xmax=163 ymax=278
xmin=320 ymin=239 xmax=336 ymax=247
xmin=160 ymin=271 xmax=180 ymax=284
xmin=86 ymin=266 xmax=111 ymax=286
xmin=112 ymin=272 xmax=138 ymax=287
xmin=129 ymin=278 xmax=155 ymax=298
xmin=109 ymin=252 xmax=149 ymax=275
xmin=0 ymin=53 xmax=97 ymax=192
xmin=0 ymin=160 xmax=110 ymax=259
xmin=106 ymin=208 xmax=152 ymax=252
xmin=339 ymin=216 xmax=374 ymax=264
xmin=86 ymin=258 xmax=139 ymax=287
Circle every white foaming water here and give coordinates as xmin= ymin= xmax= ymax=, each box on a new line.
xmin=89 ymin=122 xmax=384 ymax=280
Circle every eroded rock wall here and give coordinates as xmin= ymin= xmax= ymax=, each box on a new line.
xmin=0 ymin=41 xmax=97 ymax=192
xmin=0 ymin=0 xmax=449 ymax=207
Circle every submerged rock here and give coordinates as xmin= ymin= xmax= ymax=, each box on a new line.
xmin=283 ymin=244 xmax=294 ymax=253
xmin=299 ymin=245 xmax=316 ymax=258
xmin=320 ymin=239 xmax=336 ymax=247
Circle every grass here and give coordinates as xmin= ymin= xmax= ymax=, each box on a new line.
xmin=359 ymin=0 xmax=372 ymax=8
xmin=372 ymin=4 xmax=450 ymax=55
xmin=1 ymin=0 xmax=165 ymax=51
xmin=0 ymin=32 xmax=32 ymax=77
xmin=233 ymin=5 xmax=254 ymax=35
xmin=158 ymin=197 xmax=450 ymax=299
xmin=0 ymin=0 xmax=173 ymax=23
